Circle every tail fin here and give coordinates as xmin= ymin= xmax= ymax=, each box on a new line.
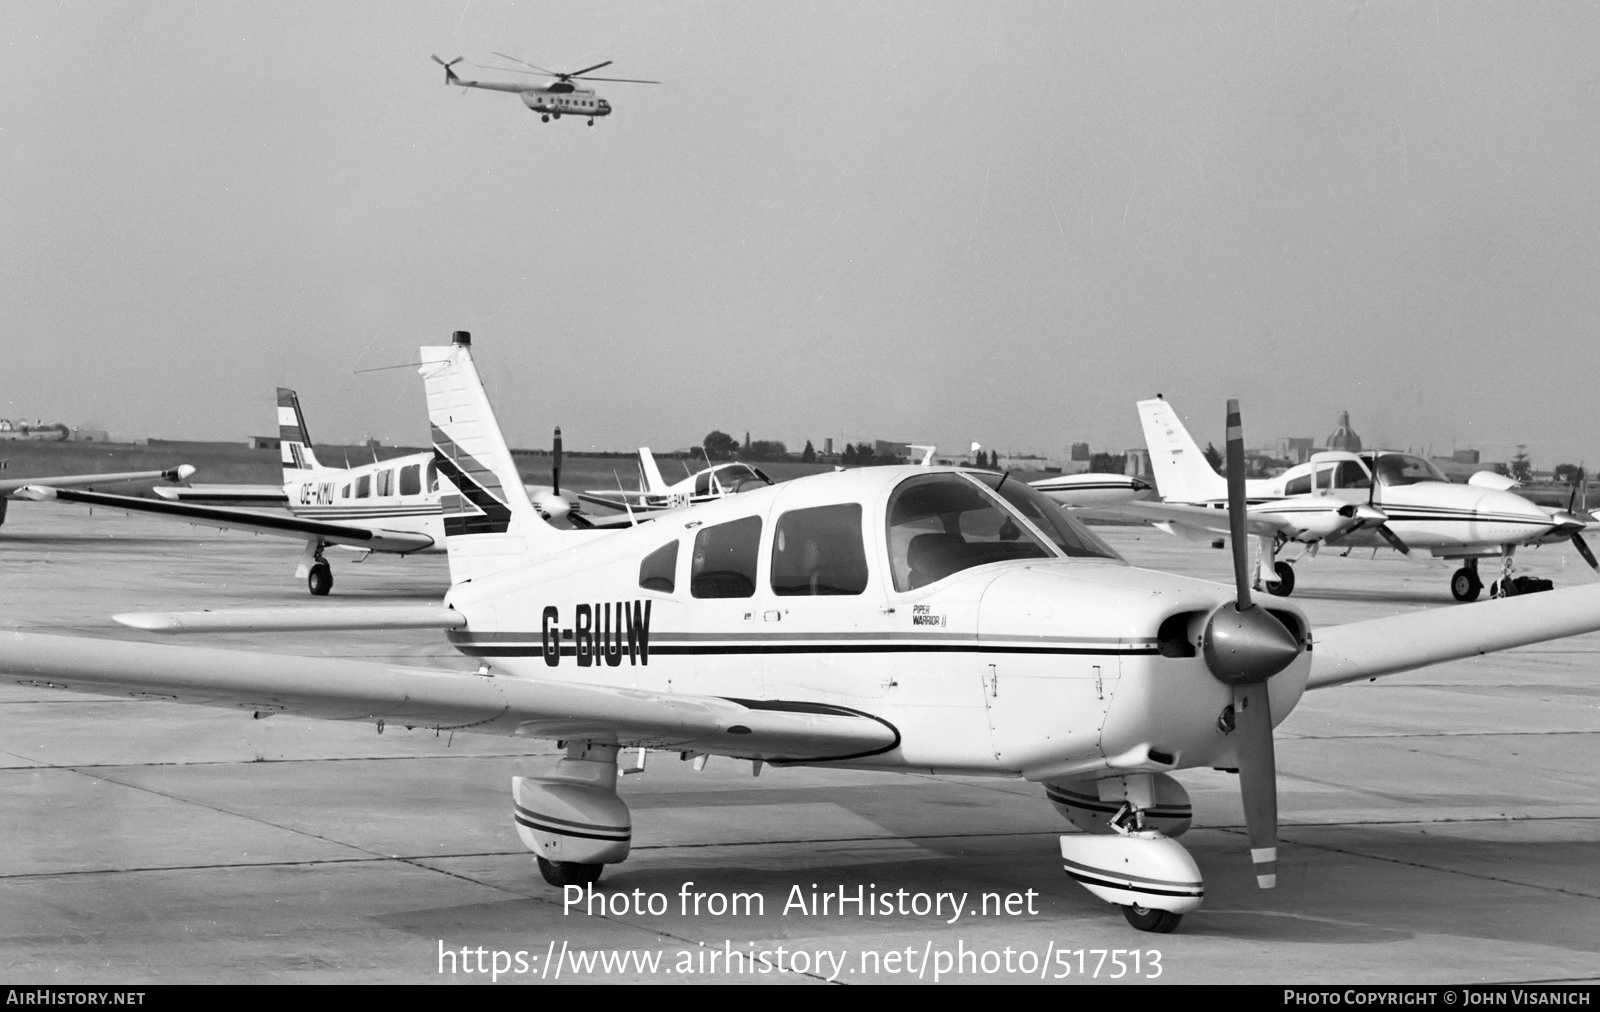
xmin=1137 ymin=397 xmax=1226 ymax=503
xmin=421 ymin=331 xmax=560 ymax=584
xmin=277 ymin=388 xmax=324 ymax=476
xmin=638 ymin=447 xmax=668 ymax=494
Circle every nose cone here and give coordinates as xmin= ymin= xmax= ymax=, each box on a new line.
xmin=1202 ymin=604 xmax=1303 ymax=685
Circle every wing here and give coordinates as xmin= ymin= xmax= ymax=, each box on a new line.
xmin=0 ymin=465 xmax=193 ymax=497
xmin=153 ymin=483 xmax=289 ymax=507
xmin=20 ymin=486 xmax=435 ymax=553
xmin=0 ymin=631 xmax=898 ymax=764
xmin=1310 ymin=582 xmax=1600 ymax=689
xmin=1110 ymin=500 xmax=1301 ymax=539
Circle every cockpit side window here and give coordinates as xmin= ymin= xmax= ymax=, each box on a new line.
xmin=1333 ymin=460 xmax=1371 ymax=489
xmin=1366 ymin=453 xmax=1445 ymax=486
xmin=639 ymin=541 xmax=678 ymax=594
xmin=691 ymin=517 xmax=762 ymax=598
xmin=694 ymin=471 xmax=713 ymax=497
xmin=885 ymin=474 xmax=1052 ymax=592
xmin=771 ymin=504 xmax=868 ymax=596
xmin=399 ymin=463 xmax=421 ymax=496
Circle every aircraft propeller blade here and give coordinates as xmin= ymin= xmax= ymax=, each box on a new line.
xmin=1573 ymin=532 xmax=1599 ymax=571
xmin=1200 ymin=399 xmax=1300 ymax=890
xmin=1375 ymin=524 xmax=1411 ymax=556
xmin=552 ymin=426 xmax=563 ymax=497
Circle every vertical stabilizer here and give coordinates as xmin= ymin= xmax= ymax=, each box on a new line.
xmin=277 ymin=388 xmax=324 ymax=476
xmin=421 ymin=331 xmax=561 ymax=583
xmin=1137 ymin=397 xmax=1227 ymax=503
xmin=638 ymin=448 xmax=668 ymax=494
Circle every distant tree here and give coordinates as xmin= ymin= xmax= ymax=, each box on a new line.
xmin=747 ymin=440 xmax=788 ymax=461
xmin=703 ymin=430 xmax=739 ymax=461
xmin=1089 ymin=452 xmax=1125 ymax=474
xmin=852 ymin=442 xmax=876 ymax=465
xmin=1202 ymin=442 xmax=1222 ymax=473
xmin=801 ymin=440 xmax=816 ymax=463
xmin=1554 ymin=463 xmax=1585 ymax=484
xmin=842 ymin=443 xmax=858 ymax=465
xmin=1510 ymin=446 xmax=1533 ymax=482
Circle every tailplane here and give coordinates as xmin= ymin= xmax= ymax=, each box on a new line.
xmin=421 ymin=331 xmax=562 ymax=584
xmin=277 ymin=388 xmax=324 ymax=476
xmin=1137 ymin=397 xmax=1227 ymax=503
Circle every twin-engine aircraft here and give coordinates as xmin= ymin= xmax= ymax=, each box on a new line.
xmin=431 ymin=53 xmax=657 ymax=126
xmin=0 ymin=463 xmax=195 ymax=528
xmin=10 ymin=333 xmax=1600 ymax=934
xmin=1121 ymin=397 xmax=1595 ymax=600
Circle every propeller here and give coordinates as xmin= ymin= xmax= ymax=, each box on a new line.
xmin=1202 ymin=400 xmax=1303 ymax=890
xmin=486 ymin=51 xmax=659 ymax=84
xmin=1554 ymin=474 xmax=1597 ymax=570
xmin=1363 ymin=453 xmax=1410 ymax=556
xmin=430 ymin=54 xmax=464 ymax=84
xmin=535 ymin=426 xmax=571 ymax=522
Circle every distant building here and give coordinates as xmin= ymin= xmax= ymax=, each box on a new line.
xmin=1069 ymin=442 xmax=1091 ymax=462
xmin=1326 ymin=411 xmax=1362 ymax=452
xmin=250 ymin=436 xmax=281 ymax=450
xmin=1124 ymin=448 xmax=1153 ymax=480
xmin=1451 ymin=449 xmax=1480 ymax=465
xmin=1275 ymin=437 xmax=1314 ymax=464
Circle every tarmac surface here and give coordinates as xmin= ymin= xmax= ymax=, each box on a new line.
xmin=0 ymin=501 xmax=1596 ymax=984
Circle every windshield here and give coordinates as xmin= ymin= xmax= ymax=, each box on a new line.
xmin=1363 ymin=453 xmax=1446 ymax=486
xmin=976 ymin=474 xmax=1124 ymax=561
xmin=885 ymin=473 xmax=1053 ymax=591
xmin=715 ymin=464 xmax=773 ymax=493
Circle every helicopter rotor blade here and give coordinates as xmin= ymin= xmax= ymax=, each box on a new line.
xmin=491 ymin=51 xmax=560 ymax=76
xmin=473 ymin=63 xmax=559 ymax=78
xmin=567 ymin=60 xmax=614 ymax=78
xmin=571 ymin=75 xmax=661 ymax=84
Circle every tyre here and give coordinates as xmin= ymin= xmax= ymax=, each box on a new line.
xmin=1121 ymin=904 xmax=1182 ymax=933
xmin=537 ymin=856 xmax=603 ymax=888
xmin=307 ymin=562 xmax=333 ymax=597
xmin=541 ymin=114 xmax=550 ymax=122
xmin=1451 ymin=567 xmax=1481 ymax=603
xmin=1266 ymin=561 xmax=1295 ymax=597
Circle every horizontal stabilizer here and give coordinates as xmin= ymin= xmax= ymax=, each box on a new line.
xmin=0 ymin=632 xmax=899 ymax=763
xmin=115 ymin=605 xmax=467 ymax=635
xmin=1310 ymin=582 xmax=1600 ymax=689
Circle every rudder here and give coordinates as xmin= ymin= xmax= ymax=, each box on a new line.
xmin=1137 ymin=397 xmax=1226 ymax=503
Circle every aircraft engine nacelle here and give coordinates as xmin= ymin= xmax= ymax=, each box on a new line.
xmin=1045 ymin=773 xmax=1192 ymax=837
xmin=512 ymin=775 xmax=632 ymax=866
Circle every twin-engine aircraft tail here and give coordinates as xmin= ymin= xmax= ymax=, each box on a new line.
xmin=421 ymin=331 xmax=560 ymax=584
xmin=638 ymin=447 xmax=669 ymax=495
xmin=277 ymin=388 xmax=324 ymax=476
xmin=1137 ymin=397 xmax=1227 ymax=504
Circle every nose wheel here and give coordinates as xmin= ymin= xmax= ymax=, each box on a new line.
xmin=1265 ymin=560 xmax=1295 ymax=597
xmin=1121 ymin=903 xmax=1182 ymax=933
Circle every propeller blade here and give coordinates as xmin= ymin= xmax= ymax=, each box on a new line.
xmin=1224 ymin=399 xmax=1252 ymax=609
xmin=1375 ymin=524 xmax=1411 ymax=556
xmin=567 ymin=60 xmax=614 ymax=78
xmin=1573 ymin=532 xmax=1599 ymax=571
xmin=492 ymin=51 xmax=558 ymax=76
xmin=552 ymin=426 xmax=563 ymax=497
xmin=1233 ymin=682 xmax=1279 ymax=889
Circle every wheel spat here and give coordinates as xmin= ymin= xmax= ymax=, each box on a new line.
xmin=1202 ymin=400 xmax=1302 ymax=889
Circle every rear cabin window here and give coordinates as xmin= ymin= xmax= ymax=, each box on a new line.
xmin=639 ymin=541 xmax=678 ymax=594
xmin=356 ymin=475 xmax=371 ymax=498
xmin=771 ymin=504 xmax=868 ymax=596
xmin=399 ymin=464 xmax=421 ymax=496
xmin=375 ymin=469 xmax=394 ymax=497
xmin=340 ymin=484 xmax=351 ymax=499
xmin=425 ymin=461 xmax=441 ymax=493
xmin=691 ymin=517 xmax=762 ymax=598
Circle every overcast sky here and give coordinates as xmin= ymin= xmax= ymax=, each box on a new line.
xmin=7 ymin=2 xmax=1600 ymax=467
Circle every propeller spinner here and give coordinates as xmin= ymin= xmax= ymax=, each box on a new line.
xmin=1202 ymin=400 xmax=1303 ymax=889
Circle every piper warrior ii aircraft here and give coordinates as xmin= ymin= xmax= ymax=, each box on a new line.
xmin=20 ymin=389 xmax=576 ymax=595
xmin=1123 ymin=397 xmax=1596 ymax=601
xmin=578 ymin=447 xmax=774 ymax=517
xmin=0 ymin=463 xmax=195 ymax=527
xmin=11 ymin=334 xmax=1600 ymax=935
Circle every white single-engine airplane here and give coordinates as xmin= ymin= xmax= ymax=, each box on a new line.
xmin=1121 ymin=397 xmax=1595 ymax=601
xmin=11 ymin=332 xmax=1600 ymax=936
xmin=578 ymin=447 xmax=775 ymax=517
xmin=0 ymin=463 xmax=195 ymax=528
xmin=20 ymin=388 xmax=577 ymax=595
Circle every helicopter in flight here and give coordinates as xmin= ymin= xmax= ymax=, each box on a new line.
xmin=430 ymin=53 xmax=657 ymax=125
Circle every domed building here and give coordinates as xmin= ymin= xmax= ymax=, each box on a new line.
xmin=1326 ymin=410 xmax=1362 ymax=452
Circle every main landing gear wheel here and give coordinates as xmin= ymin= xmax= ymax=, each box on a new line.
xmin=1266 ymin=560 xmax=1295 ymax=597
xmin=1451 ymin=567 xmax=1482 ymax=602
xmin=541 ymin=114 xmax=550 ymax=122
xmin=537 ymin=856 xmax=603 ymax=887
xmin=1121 ymin=904 xmax=1182 ymax=933
xmin=307 ymin=562 xmax=333 ymax=597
